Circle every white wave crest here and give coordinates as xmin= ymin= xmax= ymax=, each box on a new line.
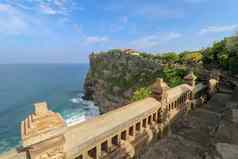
xmin=69 ymin=98 xmax=83 ymax=104
xmin=64 ymin=94 xmax=99 ymax=126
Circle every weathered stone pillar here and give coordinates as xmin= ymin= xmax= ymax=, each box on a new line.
xmin=151 ymin=78 xmax=169 ymax=105
xmin=21 ymin=102 xmax=66 ymax=159
xmin=108 ymin=138 xmax=112 ymax=149
xmin=96 ymin=144 xmax=101 ymax=159
xmin=185 ymin=98 xmax=192 ymax=114
xmin=208 ymin=78 xmax=219 ymax=98
xmin=118 ymin=133 xmax=122 ymax=145
xmin=142 ymin=118 xmax=147 ymax=130
xmin=109 ymin=135 xmax=120 ymax=152
xmin=184 ymin=72 xmax=197 ymax=88
xmin=82 ymin=151 xmax=89 ymax=159
xmin=157 ymin=109 xmax=163 ymax=124
xmin=137 ymin=122 xmax=143 ymax=133
xmin=184 ymin=72 xmax=197 ymax=101
xmin=150 ymin=113 xmax=156 ymax=126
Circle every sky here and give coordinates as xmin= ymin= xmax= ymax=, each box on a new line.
xmin=0 ymin=0 xmax=238 ymax=63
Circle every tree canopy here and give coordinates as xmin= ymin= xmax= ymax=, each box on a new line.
xmin=161 ymin=52 xmax=179 ymax=63
xmin=179 ymin=51 xmax=203 ymax=64
xmin=202 ymin=34 xmax=238 ymax=73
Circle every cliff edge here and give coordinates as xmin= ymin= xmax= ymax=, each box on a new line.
xmin=84 ymin=49 xmax=164 ymax=113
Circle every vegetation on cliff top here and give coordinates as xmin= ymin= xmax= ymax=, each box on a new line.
xmin=84 ymin=33 xmax=238 ymax=111
xmin=130 ymin=67 xmax=187 ymax=102
xmin=130 ymin=33 xmax=238 ymax=101
xmin=202 ymin=34 xmax=238 ymax=73
xmin=85 ymin=49 xmax=191 ymax=108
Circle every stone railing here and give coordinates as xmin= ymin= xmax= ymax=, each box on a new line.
xmin=0 ymin=73 xmax=219 ymax=159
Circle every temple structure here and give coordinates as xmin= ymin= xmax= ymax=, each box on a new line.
xmin=0 ymin=72 xmax=219 ymax=159
xmin=21 ymin=102 xmax=66 ymax=159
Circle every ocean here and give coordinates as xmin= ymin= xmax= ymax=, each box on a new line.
xmin=0 ymin=64 xmax=99 ymax=153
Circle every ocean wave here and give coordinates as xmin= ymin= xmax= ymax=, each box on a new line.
xmin=64 ymin=94 xmax=99 ymax=126
xmin=0 ymin=93 xmax=99 ymax=153
xmin=0 ymin=137 xmax=19 ymax=153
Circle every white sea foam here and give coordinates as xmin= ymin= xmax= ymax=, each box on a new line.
xmin=64 ymin=93 xmax=99 ymax=126
xmin=65 ymin=114 xmax=87 ymax=126
xmin=69 ymin=97 xmax=83 ymax=104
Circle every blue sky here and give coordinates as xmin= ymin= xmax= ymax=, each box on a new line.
xmin=0 ymin=0 xmax=238 ymax=63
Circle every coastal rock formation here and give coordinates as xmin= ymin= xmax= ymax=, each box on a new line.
xmin=84 ymin=49 xmax=163 ymax=113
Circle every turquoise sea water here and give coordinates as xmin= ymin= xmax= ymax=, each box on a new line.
xmin=0 ymin=64 xmax=99 ymax=153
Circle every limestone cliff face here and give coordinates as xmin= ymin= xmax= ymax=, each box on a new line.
xmin=84 ymin=49 xmax=163 ymax=113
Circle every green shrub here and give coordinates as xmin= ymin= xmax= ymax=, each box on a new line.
xmin=162 ymin=67 xmax=186 ymax=87
xmin=161 ymin=52 xmax=179 ymax=63
xmin=130 ymin=87 xmax=152 ymax=102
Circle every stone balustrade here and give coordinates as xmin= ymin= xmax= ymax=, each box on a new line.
xmin=0 ymin=73 xmax=219 ymax=159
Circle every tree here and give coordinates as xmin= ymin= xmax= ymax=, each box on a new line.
xmin=229 ymin=56 xmax=238 ymax=73
xmin=180 ymin=52 xmax=203 ymax=64
xmin=226 ymin=33 xmax=238 ymax=54
xmin=202 ymin=33 xmax=238 ymax=73
xmin=162 ymin=67 xmax=186 ymax=87
xmin=202 ymin=48 xmax=214 ymax=64
xmin=226 ymin=34 xmax=238 ymax=73
xmin=161 ymin=52 xmax=179 ymax=63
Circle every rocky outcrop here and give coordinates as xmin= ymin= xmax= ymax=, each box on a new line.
xmin=84 ymin=49 xmax=163 ymax=113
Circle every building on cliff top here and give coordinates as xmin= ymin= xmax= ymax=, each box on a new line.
xmin=119 ymin=48 xmax=140 ymax=56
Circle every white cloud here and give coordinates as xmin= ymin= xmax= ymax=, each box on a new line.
xmin=54 ymin=0 xmax=66 ymax=7
xmin=0 ymin=4 xmax=28 ymax=35
xmin=0 ymin=1 xmax=84 ymax=37
xmin=199 ymin=25 xmax=238 ymax=35
xmin=39 ymin=4 xmax=58 ymax=15
xmin=5 ymin=0 xmax=82 ymax=16
xmin=166 ymin=32 xmax=182 ymax=39
xmin=0 ymin=3 xmax=62 ymax=37
xmin=37 ymin=0 xmax=71 ymax=16
xmin=0 ymin=3 xmax=11 ymax=12
xmin=85 ymin=36 xmax=109 ymax=44
xmin=131 ymin=32 xmax=182 ymax=49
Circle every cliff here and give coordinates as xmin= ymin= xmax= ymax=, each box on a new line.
xmin=84 ymin=49 xmax=165 ymax=113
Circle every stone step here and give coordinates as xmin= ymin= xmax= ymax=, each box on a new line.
xmin=23 ymin=119 xmax=28 ymax=135
xmin=26 ymin=116 xmax=31 ymax=129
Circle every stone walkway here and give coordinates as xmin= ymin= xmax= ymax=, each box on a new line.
xmin=141 ymin=88 xmax=238 ymax=159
